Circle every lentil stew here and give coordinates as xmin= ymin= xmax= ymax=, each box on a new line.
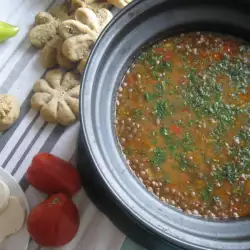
xmin=115 ymin=32 xmax=250 ymax=220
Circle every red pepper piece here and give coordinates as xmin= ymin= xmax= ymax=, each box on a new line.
xmin=26 ymin=153 xmax=81 ymax=196
xmin=154 ymin=47 xmax=165 ymax=54
xmin=170 ymin=125 xmax=181 ymax=135
xmin=162 ymin=51 xmax=173 ymax=61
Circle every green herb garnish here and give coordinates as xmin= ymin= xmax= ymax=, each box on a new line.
xmin=201 ymin=182 xmax=213 ymax=201
xmin=155 ymin=82 xmax=166 ymax=96
xmin=182 ymin=132 xmax=195 ymax=152
xmin=149 ymin=147 xmax=166 ymax=167
xmin=144 ymin=92 xmax=155 ymax=102
xmin=160 ymin=127 xmax=169 ymax=136
xmin=154 ymin=100 xmax=170 ymax=119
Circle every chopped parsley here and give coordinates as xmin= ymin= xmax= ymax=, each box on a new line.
xmin=149 ymin=147 xmax=166 ymax=167
xmin=144 ymin=92 xmax=155 ymax=102
xmin=153 ymin=100 xmax=170 ymax=119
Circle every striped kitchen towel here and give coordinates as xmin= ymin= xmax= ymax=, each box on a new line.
xmin=0 ymin=0 xmax=146 ymax=250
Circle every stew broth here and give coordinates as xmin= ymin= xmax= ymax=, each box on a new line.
xmin=115 ymin=32 xmax=250 ymax=219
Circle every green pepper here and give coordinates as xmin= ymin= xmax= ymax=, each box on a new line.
xmin=0 ymin=21 xmax=19 ymax=43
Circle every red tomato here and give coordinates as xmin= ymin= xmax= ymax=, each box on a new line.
xmin=26 ymin=153 xmax=81 ymax=196
xmin=163 ymin=51 xmax=173 ymax=61
xmin=27 ymin=193 xmax=80 ymax=247
xmin=154 ymin=47 xmax=165 ymax=54
xmin=170 ymin=125 xmax=181 ymax=135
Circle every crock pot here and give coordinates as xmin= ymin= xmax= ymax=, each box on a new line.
xmin=77 ymin=0 xmax=250 ymax=249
